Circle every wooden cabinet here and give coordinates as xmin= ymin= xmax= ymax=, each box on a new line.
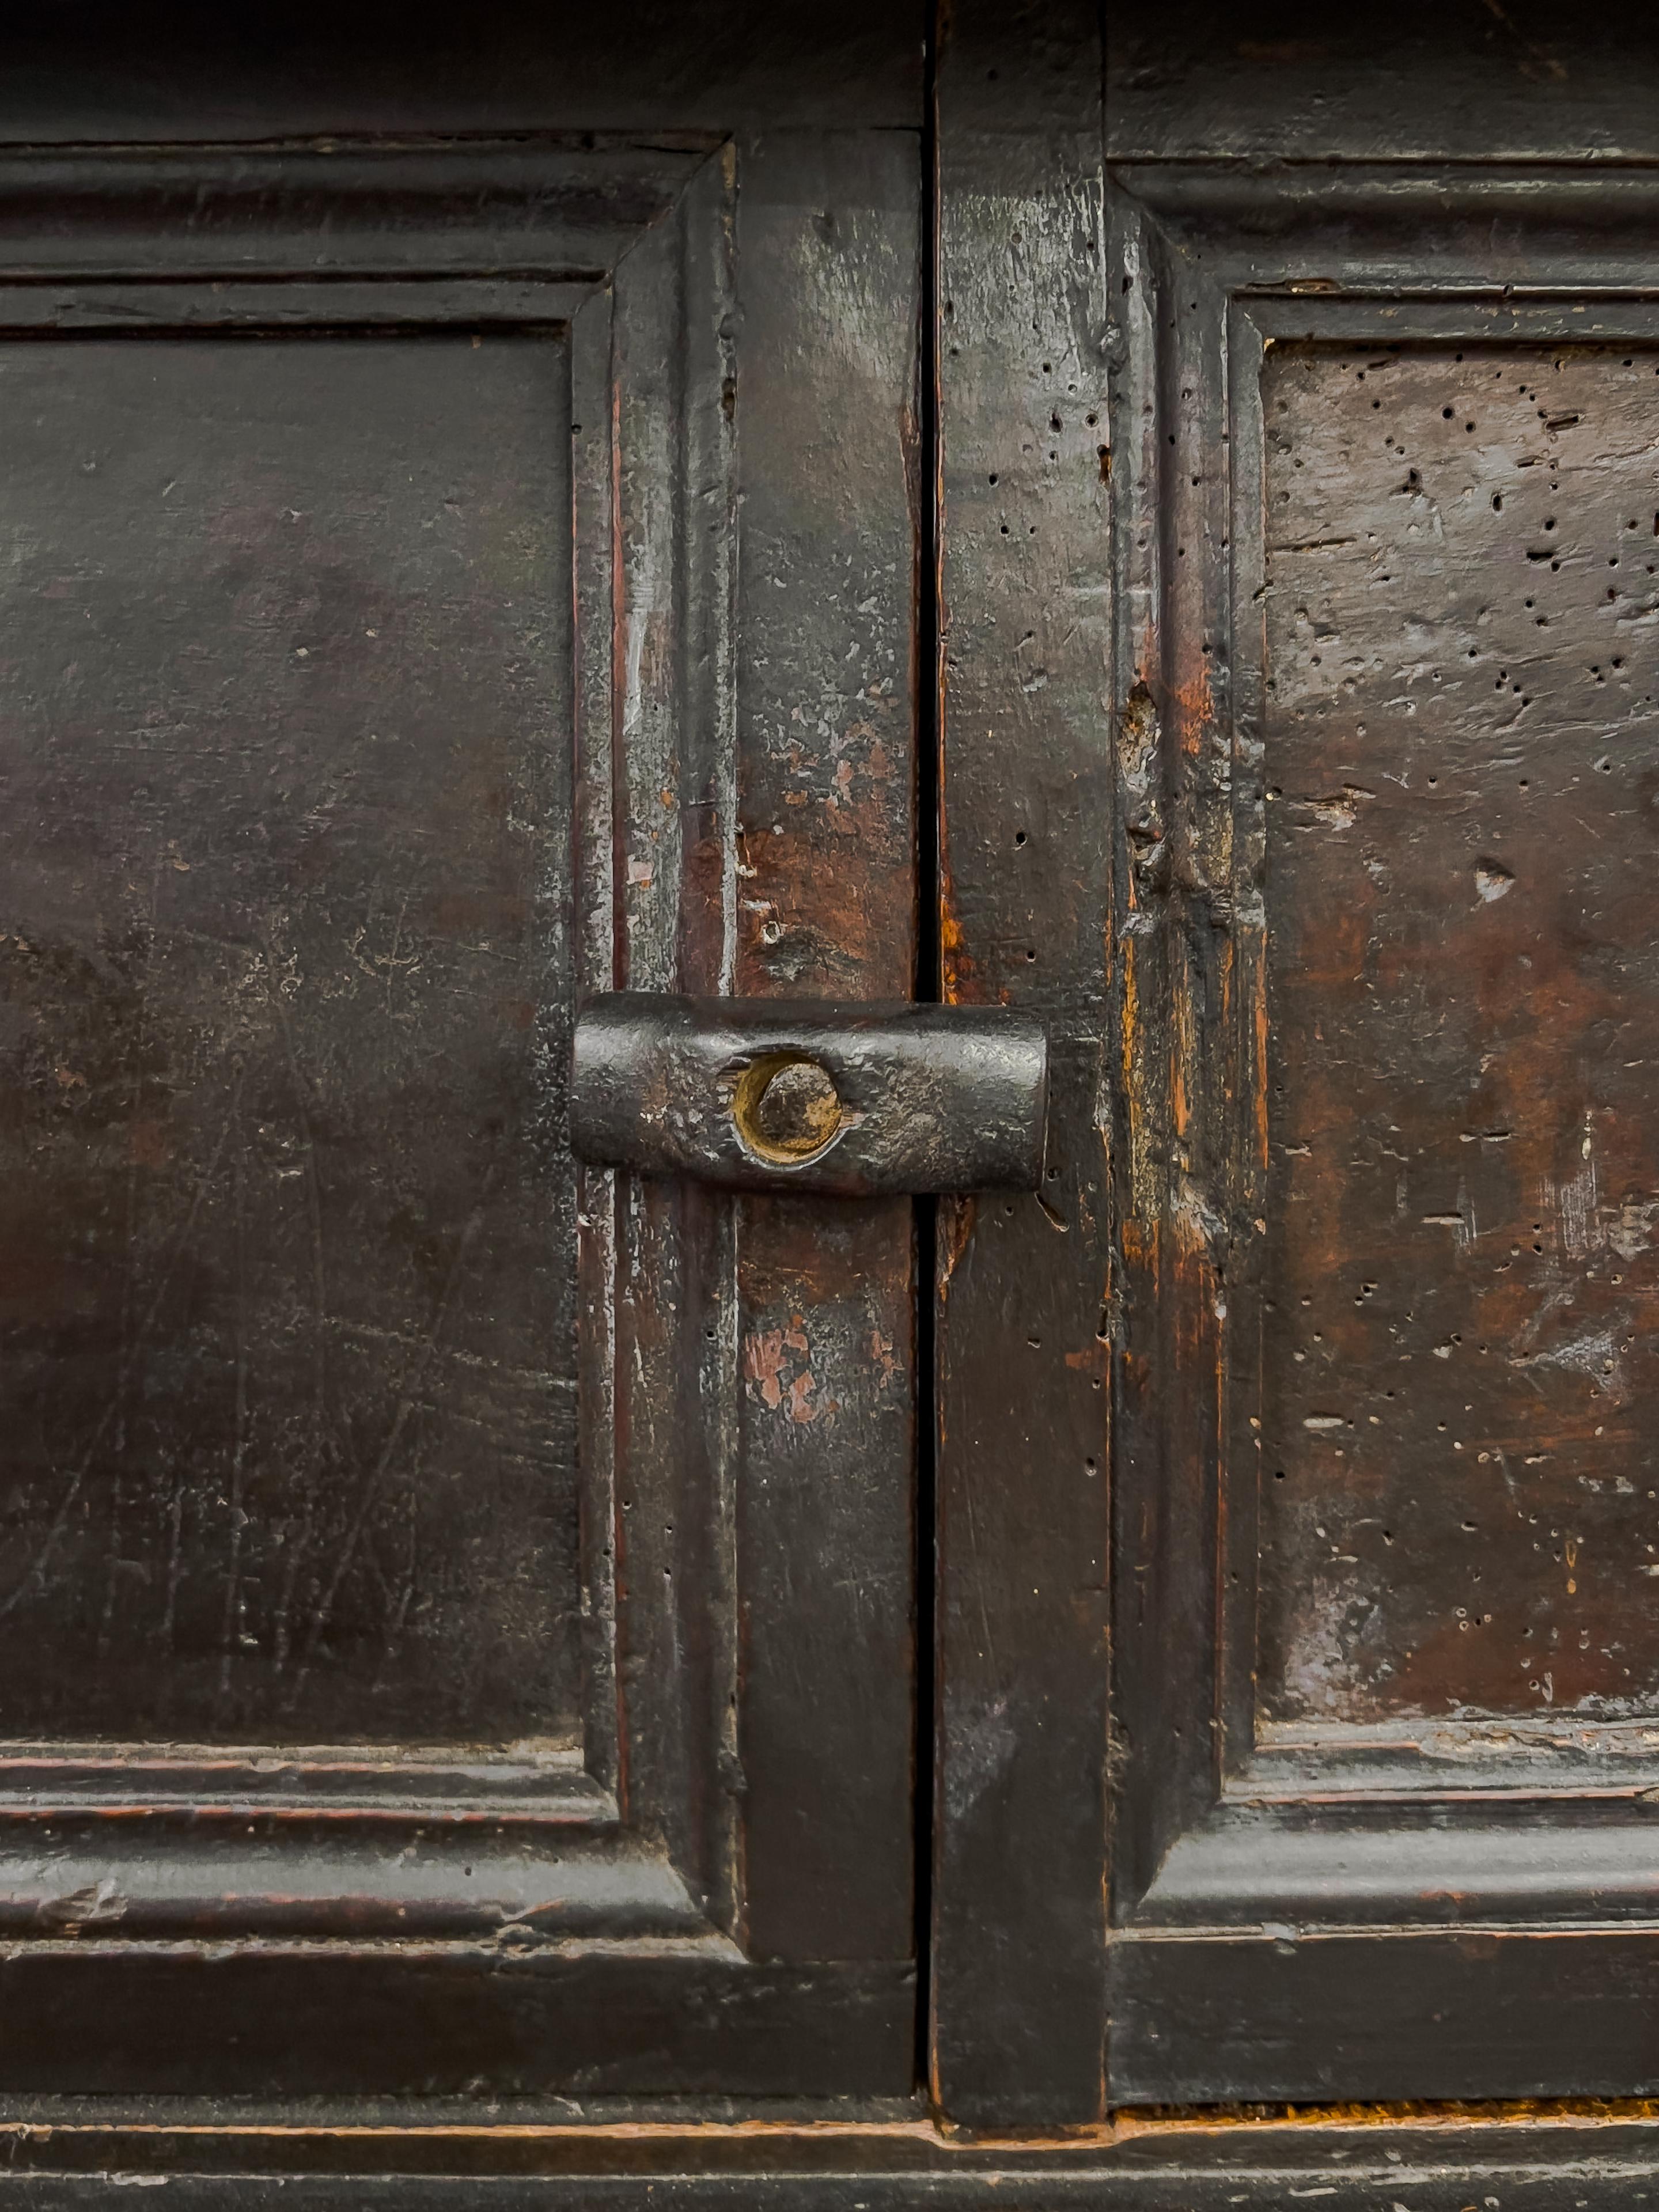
xmin=5 ymin=0 xmax=1659 ymax=2200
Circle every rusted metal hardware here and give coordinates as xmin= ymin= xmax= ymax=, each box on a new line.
xmin=570 ymin=994 xmax=1048 ymax=1194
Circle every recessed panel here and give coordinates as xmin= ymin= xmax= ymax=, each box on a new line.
xmin=1258 ymin=343 xmax=1659 ymax=1732
xmin=0 ymin=334 xmax=578 ymax=1744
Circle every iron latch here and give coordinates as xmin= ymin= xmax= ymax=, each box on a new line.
xmin=570 ymin=994 xmax=1048 ymax=1195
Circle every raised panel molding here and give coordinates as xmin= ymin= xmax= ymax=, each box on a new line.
xmin=0 ymin=134 xmax=918 ymax=2096
xmin=1107 ymin=162 xmax=1659 ymax=2101
xmin=0 ymin=135 xmax=722 ymax=1921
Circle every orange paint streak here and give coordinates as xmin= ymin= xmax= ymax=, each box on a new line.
xmin=1251 ymin=931 xmax=1270 ymax=1178
xmin=1173 ymin=664 xmax=1214 ymax=754
xmin=26 ymin=2098 xmax=1650 ymax=2155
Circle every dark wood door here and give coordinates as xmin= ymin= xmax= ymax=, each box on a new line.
xmin=20 ymin=0 xmax=1659 ymax=2185
xmin=926 ymin=0 xmax=1659 ymax=2128
xmin=1103 ymin=29 xmax=1659 ymax=2108
xmin=1098 ymin=157 xmax=1659 ymax=2100
xmin=0 ymin=7 xmax=925 ymax=2100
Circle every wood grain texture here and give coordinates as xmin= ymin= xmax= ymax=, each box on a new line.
xmin=594 ymin=141 xmax=740 ymax=1940
xmin=730 ymin=130 xmax=920 ymax=1968
xmin=3 ymin=2108 xmax=1659 ymax=2204
xmin=0 ymin=331 xmax=578 ymax=1750
xmin=27 ymin=0 xmax=1659 ymax=2171
xmin=1105 ymin=149 xmax=1659 ymax=2104
xmin=0 ymin=111 xmax=925 ymax=2100
xmin=1108 ymin=0 xmax=1659 ymax=165
xmin=1111 ymin=1923 xmax=1659 ymax=2103
xmin=931 ymin=0 xmax=1112 ymax=2126
xmin=0 ymin=1949 xmax=912 ymax=2098
xmin=1258 ymin=342 xmax=1659 ymax=1739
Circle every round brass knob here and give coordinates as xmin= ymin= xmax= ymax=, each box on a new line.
xmin=733 ymin=1055 xmax=843 ymax=1166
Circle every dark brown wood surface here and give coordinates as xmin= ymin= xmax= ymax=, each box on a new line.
xmin=1108 ymin=0 xmax=1659 ymax=166
xmin=13 ymin=0 xmax=1659 ymax=2192
xmin=1104 ymin=71 xmax=1659 ymax=2097
xmin=1259 ymin=340 xmax=1659 ymax=1738
xmin=1 ymin=2101 xmax=1658 ymax=2205
xmin=726 ymin=130 xmax=919 ymax=1969
xmin=931 ymin=0 xmax=1112 ymax=2128
xmin=0 ymin=331 xmax=579 ymax=1749
xmin=0 ymin=20 xmax=925 ymax=2096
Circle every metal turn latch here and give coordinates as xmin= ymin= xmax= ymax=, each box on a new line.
xmin=570 ymin=994 xmax=1048 ymax=1196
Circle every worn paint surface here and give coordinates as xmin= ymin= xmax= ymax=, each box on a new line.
xmin=0 ymin=107 xmax=925 ymax=2104
xmin=1105 ymin=138 xmax=1659 ymax=2105
xmin=931 ymin=0 xmax=1113 ymax=2128
xmin=0 ymin=335 xmax=579 ymax=1745
xmin=1259 ymin=343 xmax=1659 ymax=1729
xmin=727 ymin=128 xmax=919 ymax=1969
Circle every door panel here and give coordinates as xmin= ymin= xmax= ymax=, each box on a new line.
xmin=1257 ymin=339 xmax=1659 ymax=1751
xmin=1106 ymin=160 xmax=1659 ymax=2102
xmin=0 ymin=127 xmax=921 ymax=2097
xmin=0 ymin=329 xmax=577 ymax=1750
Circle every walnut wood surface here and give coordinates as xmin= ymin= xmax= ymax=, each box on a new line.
xmin=4 ymin=0 xmax=1659 ymax=2187
xmin=0 ymin=58 xmax=923 ymax=2101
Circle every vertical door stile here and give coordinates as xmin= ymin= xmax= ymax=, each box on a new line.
xmin=728 ymin=128 xmax=923 ymax=1970
xmin=930 ymin=0 xmax=1113 ymax=2126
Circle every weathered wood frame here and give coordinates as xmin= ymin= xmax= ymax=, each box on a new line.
xmin=1108 ymin=160 xmax=1659 ymax=2103
xmin=930 ymin=0 xmax=1113 ymax=2130
xmin=8 ymin=4 xmax=1659 ymax=2196
xmin=0 ymin=137 xmax=918 ymax=2098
